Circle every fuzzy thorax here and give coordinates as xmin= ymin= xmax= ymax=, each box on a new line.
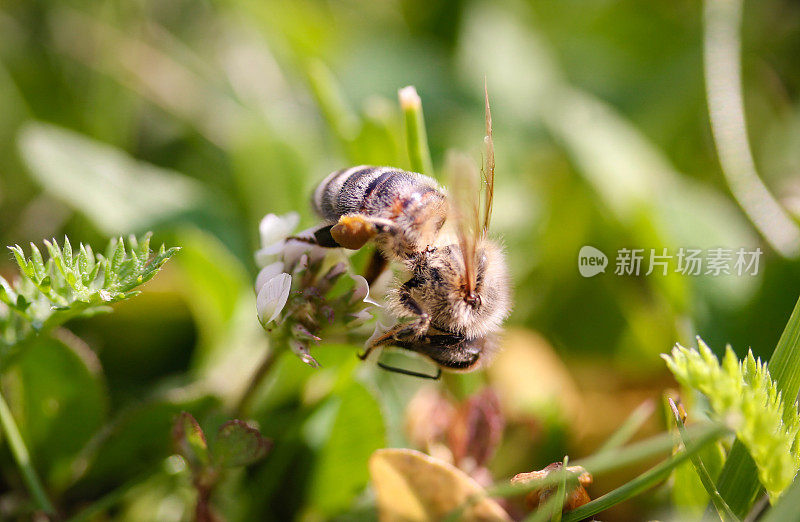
xmin=388 ymin=238 xmax=511 ymax=340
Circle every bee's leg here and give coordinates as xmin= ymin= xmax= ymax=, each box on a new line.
xmin=286 ymin=225 xmax=340 ymax=248
xmin=358 ymin=288 xmax=429 ymax=360
xmin=331 ymin=214 xmax=397 ymax=250
xmin=363 ymin=249 xmax=389 ymax=285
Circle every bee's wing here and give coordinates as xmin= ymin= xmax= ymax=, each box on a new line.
xmin=446 ymin=151 xmax=481 ymax=295
xmin=481 ymin=81 xmax=495 ymax=235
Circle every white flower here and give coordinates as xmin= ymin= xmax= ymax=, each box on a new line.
xmin=255 ymin=212 xmax=300 ymax=268
xmin=255 ymin=243 xmax=285 ymax=268
xmin=255 ymin=261 xmax=285 ymax=294
xmin=256 ymin=272 xmax=292 ymax=325
xmin=259 ymin=212 xmax=299 ymax=247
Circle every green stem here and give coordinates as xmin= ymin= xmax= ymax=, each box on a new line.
xmin=399 ymin=86 xmax=434 ymax=175
xmin=234 ymin=344 xmax=283 ymax=417
xmin=669 ymin=400 xmax=739 ymax=521
xmin=0 ymin=389 xmax=56 ymax=515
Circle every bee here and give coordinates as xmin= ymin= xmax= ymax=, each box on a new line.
xmin=308 ymin=88 xmax=510 ymax=377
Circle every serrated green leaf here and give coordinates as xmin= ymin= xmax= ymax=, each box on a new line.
xmin=138 ymin=233 xmax=151 ymax=263
xmin=63 ymin=236 xmax=72 ymax=265
xmin=717 ymin=295 xmax=800 ymax=516
xmin=213 ymin=420 xmax=271 ymax=468
xmin=0 ymin=277 xmax=15 ymax=305
xmin=111 ymin=238 xmax=125 ymax=273
xmin=87 ymin=260 xmax=101 ymax=287
xmin=663 ymin=340 xmax=800 ymax=502
xmin=1 ymin=234 xmax=177 ymax=341
xmin=126 ymin=234 xmax=139 ymax=252
xmin=84 ymin=244 xmax=95 ymax=272
xmin=29 ymin=243 xmax=46 ymax=282
xmin=9 ymin=245 xmax=33 ymax=281
xmin=78 ymin=245 xmax=90 ymax=285
xmin=16 ymin=294 xmax=30 ymax=311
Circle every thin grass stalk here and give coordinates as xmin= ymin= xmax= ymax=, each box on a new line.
xmin=0 ymin=389 xmax=56 ymax=515
xmin=398 ymin=85 xmax=433 ymax=175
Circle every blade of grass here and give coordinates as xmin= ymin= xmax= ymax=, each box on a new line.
xmin=399 ymin=85 xmax=433 ymax=176
xmin=561 ymin=423 xmax=729 ymax=522
xmin=551 ymin=457 xmax=568 ymax=522
xmin=445 ymin=422 xmax=728 ymax=522
xmin=704 ymin=0 xmax=800 ymax=257
xmin=0 ymin=390 xmax=56 ymax=515
xmin=595 ymin=399 xmax=655 ymax=456
xmin=305 ymin=59 xmax=360 ymax=158
xmin=716 ymin=295 xmax=800 ymax=516
xmin=669 ymin=399 xmax=740 ymax=521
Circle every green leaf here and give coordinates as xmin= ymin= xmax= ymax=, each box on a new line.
xmin=111 ymin=238 xmax=125 ymax=274
xmin=172 ymin=412 xmax=210 ymax=470
xmin=17 ymin=122 xmax=212 ymax=235
xmin=29 ymin=243 xmax=46 ymax=282
xmin=212 ymin=420 xmax=271 ymax=468
xmin=9 ymin=245 xmax=34 ymax=281
xmin=73 ymin=395 xmax=219 ymax=492
xmin=6 ymin=335 xmax=108 ymax=491
xmin=306 ymin=381 xmax=386 ymax=516
xmin=1 ymin=236 xmax=179 ymax=346
xmin=761 ymin=474 xmax=800 ymax=522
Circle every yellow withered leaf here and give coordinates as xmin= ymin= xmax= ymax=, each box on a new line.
xmin=369 ymin=448 xmax=511 ymax=522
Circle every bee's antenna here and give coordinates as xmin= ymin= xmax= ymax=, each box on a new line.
xmin=377 ymin=361 xmax=442 ymax=380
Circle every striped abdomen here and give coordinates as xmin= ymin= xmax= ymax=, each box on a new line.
xmin=312 ymin=166 xmax=448 ymax=257
xmin=312 ymin=166 xmax=442 ymax=221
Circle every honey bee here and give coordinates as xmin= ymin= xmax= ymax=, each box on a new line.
xmin=308 ymin=88 xmax=510 ymax=377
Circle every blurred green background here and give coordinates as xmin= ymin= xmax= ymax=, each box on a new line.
xmin=1 ymin=0 xmax=799 ymax=520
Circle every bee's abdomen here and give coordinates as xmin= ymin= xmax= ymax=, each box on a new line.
xmin=312 ymin=166 xmax=440 ymax=222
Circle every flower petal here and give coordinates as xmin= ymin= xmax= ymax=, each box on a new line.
xmin=363 ymin=321 xmax=391 ymax=356
xmin=259 ymin=212 xmax=299 ymax=248
xmin=350 ymin=275 xmax=381 ymax=306
xmin=348 ymin=308 xmax=374 ymax=328
xmin=256 ymin=273 xmax=292 ymax=325
xmin=255 ymin=262 xmax=285 ymax=294
xmin=255 ymin=242 xmax=285 ymax=268
xmin=282 ymin=239 xmax=326 ymax=269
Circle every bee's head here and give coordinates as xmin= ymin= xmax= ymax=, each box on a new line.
xmin=406 ymin=239 xmax=511 ymax=339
